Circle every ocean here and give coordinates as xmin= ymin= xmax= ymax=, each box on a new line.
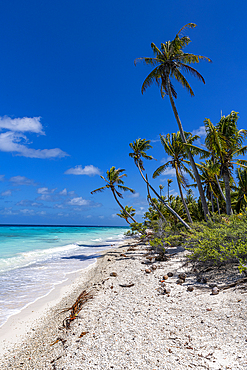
xmin=0 ymin=225 xmax=129 ymax=327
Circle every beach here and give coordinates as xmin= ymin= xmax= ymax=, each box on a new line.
xmin=0 ymin=238 xmax=247 ymax=369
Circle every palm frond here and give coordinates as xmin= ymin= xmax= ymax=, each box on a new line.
xmin=140 ymin=66 xmax=162 ymax=94
xmin=172 ymin=69 xmax=194 ymax=96
xmin=134 ymin=57 xmax=163 ymax=67
xmin=118 ymin=185 xmax=135 ymax=193
xmin=233 ymin=145 xmax=247 ymax=157
xmin=150 ymin=43 xmax=163 ymax=58
xmin=91 ymin=186 xmax=107 ymax=194
xmin=153 ymin=162 xmax=170 ymax=178
xmin=177 ymin=23 xmax=197 ymax=37
xmin=184 ymin=143 xmax=209 ymax=157
xmin=180 ymin=63 xmax=205 ymax=84
xmin=181 ymin=53 xmax=212 ymax=64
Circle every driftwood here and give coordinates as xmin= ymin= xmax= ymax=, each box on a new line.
xmin=220 ymin=277 xmax=247 ymax=291
xmin=61 ymin=290 xmax=93 ymax=329
xmin=119 ymin=283 xmax=135 ymax=288
xmin=50 ymin=338 xmax=66 ymax=346
xmin=192 ymin=277 xmax=247 ymax=291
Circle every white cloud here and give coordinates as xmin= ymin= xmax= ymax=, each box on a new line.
xmin=160 ymin=156 xmax=172 ymax=164
xmin=111 ymin=213 xmax=118 ymax=218
xmin=68 ymin=197 xmax=90 ymax=206
xmin=127 ymin=192 xmax=139 ymax=198
xmin=160 ymin=168 xmax=176 ymax=177
xmin=36 ymin=194 xmax=55 ymax=202
xmin=0 ymin=119 xmax=68 ymax=159
xmin=10 ymin=176 xmax=35 ymax=185
xmin=54 ymin=204 xmax=64 ymax=209
xmin=0 ymin=116 xmax=44 ymax=134
xmin=135 ymin=206 xmax=146 ymax=215
xmin=65 ymin=165 xmax=101 ymax=176
xmin=59 ymin=188 xmax=67 ymax=195
xmin=37 ymin=211 xmax=46 ymax=216
xmin=19 ymin=209 xmax=46 ymax=216
xmin=16 ymin=200 xmax=44 ymax=207
xmin=1 ymin=190 xmax=12 ymax=196
xmin=0 ymin=175 xmax=5 ymax=181
xmin=192 ymin=126 xmax=206 ymax=137
xmin=0 ymin=207 xmax=18 ymax=215
xmin=20 ymin=209 xmax=35 ymax=215
xmin=86 ymin=215 xmax=92 ymax=218
xmin=99 ymin=215 xmax=105 ymax=219
xmin=37 ymin=187 xmax=56 ymax=195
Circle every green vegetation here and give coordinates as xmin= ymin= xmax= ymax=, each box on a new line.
xmin=135 ymin=23 xmax=211 ymax=219
xmin=91 ymin=24 xmax=247 ymax=275
xmin=164 ymin=214 xmax=247 ymax=273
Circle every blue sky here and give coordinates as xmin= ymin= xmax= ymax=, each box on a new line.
xmin=0 ymin=0 xmax=246 ymax=225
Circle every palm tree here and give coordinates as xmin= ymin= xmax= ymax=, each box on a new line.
xmin=232 ymin=168 xmax=247 ymax=213
xmin=147 ymin=175 xmax=167 ymax=224
xmin=153 ymin=132 xmax=198 ymax=223
xmin=167 ymin=179 xmax=173 ymax=201
xmin=159 ymin=184 xmax=164 ymax=196
xmin=195 ymin=160 xmax=222 ymax=214
xmin=188 ymin=112 xmax=247 ymax=215
xmin=135 ymin=23 xmax=211 ymax=219
xmin=117 ymin=205 xmax=136 ymax=225
xmin=91 ymin=166 xmax=137 ymax=223
xmin=129 ymin=138 xmax=190 ymax=229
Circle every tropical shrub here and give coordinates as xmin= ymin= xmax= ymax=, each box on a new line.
xmin=183 ymin=214 xmax=247 ymax=272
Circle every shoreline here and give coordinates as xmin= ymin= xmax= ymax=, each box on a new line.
xmin=0 ymin=260 xmax=96 ymax=355
xmin=0 ymin=237 xmax=246 ymax=369
xmin=0 ymin=227 xmax=128 ymax=330
xmin=0 ymin=237 xmax=133 ymax=363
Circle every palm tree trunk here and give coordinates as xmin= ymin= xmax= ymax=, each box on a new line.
xmin=146 ymin=176 xmax=167 ymax=224
xmin=216 ymin=173 xmax=233 ymax=214
xmin=135 ymin=161 xmax=191 ymax=229
xmin=167 ymin=77 xmax=209 ymax=220
xmin=216 ymin=196 xmax=220 ymax=215
xmin=210 ymin=191 xmax=214 ymax=213
xmin=112 ymin=189 xmax=137 ymax=223
xmin=212 ymin=156 xmax=226 ymax=203
xmin=222 ymin=173 xmax=232 ymax=215
xmin=215 ymin=174 xmax=226 ymax=202
xmin=176 ymin=171 xmax=193 ymax=223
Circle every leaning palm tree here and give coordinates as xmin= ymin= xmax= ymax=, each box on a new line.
xmin=194 ymin=160 xmax=222 ymax=214
xmin=187 ymin=112 xmax=247 ymax=215
xmin=91 ymin=167 xmax=137 ymax=223
xmin=129 ymin=138 xmax=190 ymax=229
xmin=135 ymin=23 xmax=211 ymax=219
xmin=167 ymin=179 xmax=173 ymax=201
xmin=153 ymin=132 xmax=198 ymax=223
xmin=117 ymin=205 xmax=137 ymax=225
xmin=232 ymin=168 xmax=247 ymax=213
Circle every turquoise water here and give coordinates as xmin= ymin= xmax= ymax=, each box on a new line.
xmin=0 ymin=225 xmax=128 ymax=327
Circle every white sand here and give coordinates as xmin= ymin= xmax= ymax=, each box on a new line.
xmin=0 ymin=262 xmax=96 ymax=356
xmin=0 ymin=239 xmax=246 ymax=370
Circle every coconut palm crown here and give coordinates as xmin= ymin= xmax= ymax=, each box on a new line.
xmin=134 ymin=23 xmax=212 ymax=99
xmin=129 ymin=137 xmax=191 ymax=229
xmin=153 ymin=131 xmax=199 ymax=223
xmin=117 ymin=205 xmax=136 ymax=225
xmin=135 ymin=23 xmax=211 ymax=219
xmin=91 ymin=166 xmax=135 ymax=198
xmin=91 ymin=167 xmax=136 ymax=224
xmin=186 ymin=111 xmax=247 ymax=214
xmin=129 ymin=138 xmax=154 ymax=171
